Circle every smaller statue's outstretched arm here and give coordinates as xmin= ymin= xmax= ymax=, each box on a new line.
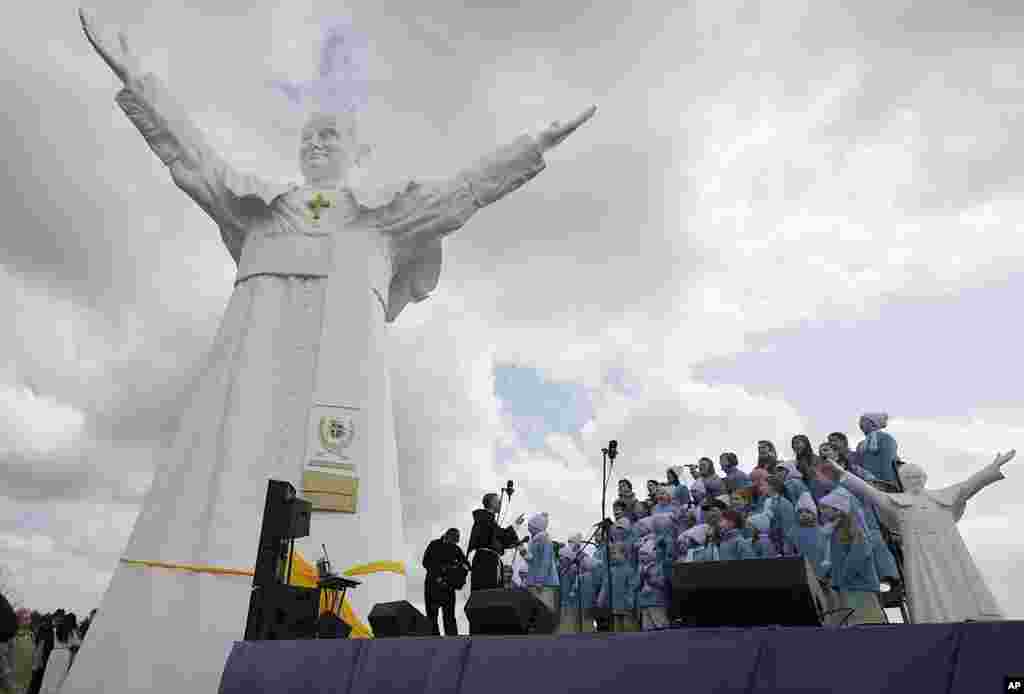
xmin=939 ymin=450 xmax=1015 ymax=519
xmin=826 ymin=460 xmax=899 ymax=527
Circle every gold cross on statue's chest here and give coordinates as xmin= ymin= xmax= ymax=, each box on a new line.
xmin=306 ymin=192 xmax=334 ymax=223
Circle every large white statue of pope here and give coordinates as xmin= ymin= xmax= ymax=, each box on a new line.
xmin=70 ymin=8 xmax=595 ymax=693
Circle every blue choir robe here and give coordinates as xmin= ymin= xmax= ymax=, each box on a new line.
xmin=827 ymin=531 xmax=881 ymax=594
xmin=792 ymin=525 xmax=829 ymax=581
xmin=596 ymin=558 xmax=639 ymax=616
xmin=784 ymin=477 xmax=810 ymax=506
xmin=752 ymin=532 xmax=779 ymax=558
xmin=764 ymin=495 xmax=798 ymax=555
xmin=856 ymin=431 xmax=899 ymax=485
xmin=695 ymin=529 xmax=756 ymax=561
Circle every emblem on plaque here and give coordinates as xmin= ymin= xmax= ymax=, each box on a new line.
xmin=305 ymin=405 xmax=362 ymax=513
xmin=319 ymin=414 xmax=355 ymax=454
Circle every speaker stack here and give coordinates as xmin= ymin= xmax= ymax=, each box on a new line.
xmin=243 ymin=480 xmax=320 ymax=641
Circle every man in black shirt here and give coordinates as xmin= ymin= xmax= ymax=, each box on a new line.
xmin=467 ymin=493 xmax=525 ymax=592
xmin=422 ymin=528 xmax=471 ymax=636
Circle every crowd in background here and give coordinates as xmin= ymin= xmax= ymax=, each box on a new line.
xmin=501 ymin=413 xmax=903 ymax=633
xmin=0 ymin=596 xmax=97 ymax=694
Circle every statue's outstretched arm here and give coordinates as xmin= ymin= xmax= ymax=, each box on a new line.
xmin=80 ymin=8 xmax=207 ymax=176
xmin=373 ymin=106 xmax=595 ymax=322
xmin=80 ymin=8 xmax=266 ymax=258
xmin=947 ymin=450 xmax=1015 ymax=507
xmin=459 ymin=106 xmax=597 ymax=213
xmin=373 ymin=106 xmax=597 ymax=238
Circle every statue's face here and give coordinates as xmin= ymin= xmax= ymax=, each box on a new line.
xmin=899 ymin=463 xmax=927 ymax=494
xmin=299 ymin=113 xmax=354 ymax=185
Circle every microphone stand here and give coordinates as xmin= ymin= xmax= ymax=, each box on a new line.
xmin=498 ymin=487 xmax=512 ymax=527
xmin=497 ymin=486 xmax=515 ymax=571
xmin=601 ymin=444 xmax=618 ymax=631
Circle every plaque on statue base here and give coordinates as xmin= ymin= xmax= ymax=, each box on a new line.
xmin=302 ymin=470 xmax=358 ymax=513
xmin=303 ymin=404 xmax=363 ymax=512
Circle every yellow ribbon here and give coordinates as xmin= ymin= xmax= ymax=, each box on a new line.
xmin=119 ymin=552 xmax=406 ymax=639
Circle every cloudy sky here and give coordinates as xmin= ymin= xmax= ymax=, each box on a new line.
xmin=3 ymin=0 xmax=1024 ymax=633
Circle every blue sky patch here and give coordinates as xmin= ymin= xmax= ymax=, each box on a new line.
xmin=494 ymin=364 xmax=594 ymax=450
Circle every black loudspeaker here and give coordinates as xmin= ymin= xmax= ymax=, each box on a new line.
xmin=672 ymin=556 xmax=824 ymax=627
xmin=368 ymin=601 xmax=433 ymax=638
xmin=244 ymin=584 xmax=320 ymax=641
xmin=252 ymin=480 xmax=313 ymax=589
xmin=317 ymin=612 xmax=352 ymax=639
xmin=244 ymin=480 xmax=318 ymax=641
xmin=464 ymin=589 xmax=556 ymax=635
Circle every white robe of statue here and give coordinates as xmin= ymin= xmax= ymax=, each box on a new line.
xmin=831 ymin=451 xmax=1015 ymax=624
xmin=71 ymin=8 xmax=595 ymax=694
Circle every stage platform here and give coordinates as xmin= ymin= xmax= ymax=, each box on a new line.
xmin=218 ymin=621 xmax=1023 ymax=693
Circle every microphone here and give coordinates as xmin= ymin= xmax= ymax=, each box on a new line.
xmin=607 ymin=440 xmax=618 ymax=460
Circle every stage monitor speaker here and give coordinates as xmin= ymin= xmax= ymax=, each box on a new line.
xmin=464 ymin=589 xmax=556 ymax=636
xmin=253 ymin=480 xmax=313 ymax=588
xmin=672 ymin=556 xmax=824 ymax=627
xmin=368 ymin=601 xmax=432 ymax=638
xmin=244 ymin=584 xmax=320 ymax=641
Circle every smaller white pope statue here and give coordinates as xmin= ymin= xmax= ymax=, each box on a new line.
xmin=70 ymin=7 xmax=595 ymax=694
xmin=825 ymin=450 xmax=1015 ymax=623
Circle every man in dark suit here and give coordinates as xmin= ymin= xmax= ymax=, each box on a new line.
xmin=422 ymin=528 xmax=471 ymax=636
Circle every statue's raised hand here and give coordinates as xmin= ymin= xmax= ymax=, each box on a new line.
xmin=79 ymin=7 xmax=143 ymax=88
xmin=534 ymin=105 xmax=597 ymax=153
xmin=993 ymin=450 xmax=1016 ymax=468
